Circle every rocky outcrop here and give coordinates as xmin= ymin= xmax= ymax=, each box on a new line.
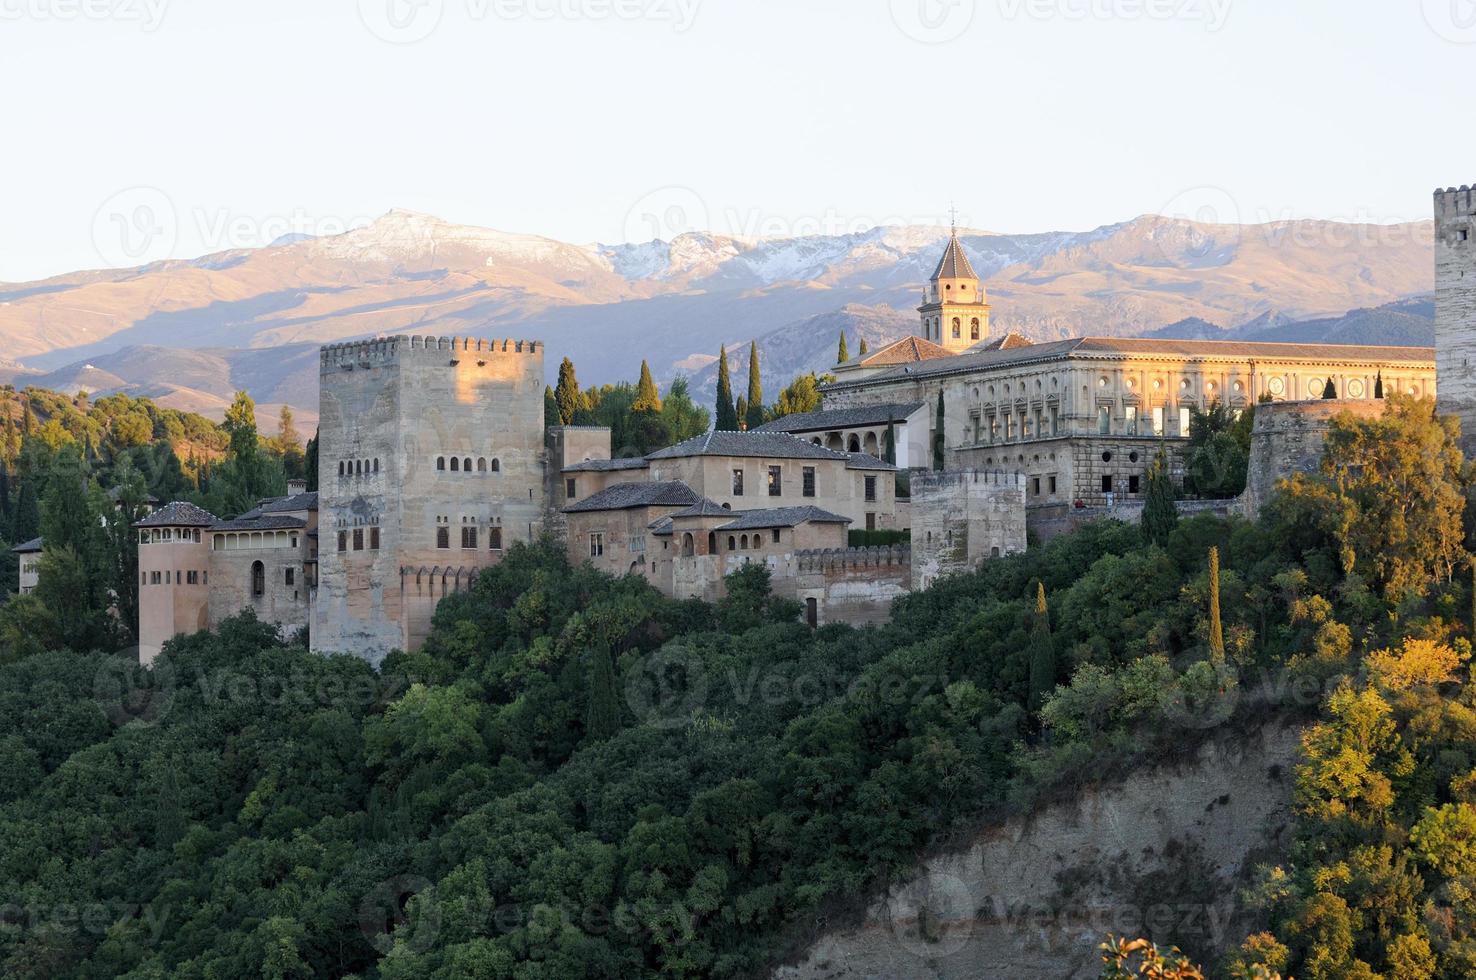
xmin=773 ymin=722 xmax=1301 ymax=980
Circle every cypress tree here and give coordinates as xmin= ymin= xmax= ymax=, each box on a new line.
xmin=12 ymin=480 xmax=39 ymax=543
xmin=1321 ymin=377 xmax=1337 ymax=399
xmin=837 ymin=331 xmax=849 ymax=365
xmin=858 ymin=338 xmax=869 ymax=357
xmin=715 ymin=346 xmax=738 ymax=431
xmin=585 ymin=646 xmax=620 ymax=742
xmin=554 ymin=357 xmax=582 ymax=426
xmin=1374 ymin=371 xmax=1384 ymax=399
xmin=883 ymin=415 xmax=897 ymax=466
xmin=735 ymin=396 xmax=748 ymax=430
xmin=633 ymin=360 xmax=662 ymax=413
xmin=1208 ymin=546 xmax=1225 ymax=664
xmin=1141 ymin=444 xmax=1179 ymax=545
xmin=1027 ymin=582 xmax=1055 ymax=713
xmin=932 ymin=390 xmax=945 ymax=471
xmin=745 ymin=341 xmax=764 ymax=430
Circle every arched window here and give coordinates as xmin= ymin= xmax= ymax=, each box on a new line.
xmin=952 ymin=317 xmax=961 ymax=339
xmin=490 ymin=458 xmax=500 ymax=472
xmin=354 ymin=459 xmax=361 ymax=475
xmin=338 ymin=461 xmax=345 ymax=476
xmin=707 ymin=531 xmax=716 ymax=554
xmin=436 ymin=457 xmax=445 ymax=471
xmin=970 ymin=318 xmax=980 ymax=340
xmin=681 ymin=533 xmax=694 ymax=557
xmin=450 ymin=457 xmax=459 ymax=471
xmin=463 ymin=458 xmax=472 ymax=473
xmin=741 ymin=534 xmax=749 ymax=550
xmin=728 ymin=535 xmax=736 ymax=550
xmin=477 ymin=458 xmax=487 ymax=472
xmin=373 ymin=458 xmax=379 ymax=473
xmin=847 ymin=434 xmax=861 ymax=453
xmin=251 ymin=561 xmax=264 ymax=597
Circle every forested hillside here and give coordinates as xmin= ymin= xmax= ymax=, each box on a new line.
xmin=0 ymin=397 xmax=1473 ymax=978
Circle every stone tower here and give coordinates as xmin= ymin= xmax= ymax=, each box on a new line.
xmin=918 ymin=228 xmax=990 ymax=354
xmin=1436 ymin=184 xmax=1476 ymax=455
xmin=314 ymin=336 xmax=546 ymax=662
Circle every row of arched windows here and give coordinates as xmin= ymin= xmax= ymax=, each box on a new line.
xmin=436 ymin=456 xmax=500 ymax=473
xmin=922 ymin=316 xmax=982 ymax=342
xmin=339 ymin=458 xmax=380 ymax=477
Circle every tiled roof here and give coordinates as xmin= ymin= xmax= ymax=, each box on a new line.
xmin=257 ymin=491 xmax=319 ymax=514
xmin=845 ymin=453 xmax=896 ymax=471
xmin=668 ymin=498 xmax=732 ymax=518
xmin=647 ymin=430 xmax=858 ymax=462
xmin=826 ymin=336 xmax=1436 ymax=390
xmin=715 ymin=506 xmax=852 ymax=531
xmin=208 ymin=515 xmax=308 ymax=532
xmin=839 ymin=335 xmax=954 ymax=369
xmin=753 ymin=402 xmax=925 ymax=433
xmin=931 ymin=233 xmax=979 ymax=280
xmin=12 ymin=536 xmax=42 ymax=554
xmin=563 ymin=481 xmax=700 ymax=513
xmin=134 ymin=501 xmax=220 ymax=528
xmin=974 ymin=332 xmax=1033 ymax=351
xmin=562 ymin=457 xmax=650 ymax=473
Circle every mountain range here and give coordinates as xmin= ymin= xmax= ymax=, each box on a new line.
xmin=0 ymin=209 xmax=1436 ymax=422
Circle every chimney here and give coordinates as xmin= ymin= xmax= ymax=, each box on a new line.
xmin=287 ymin=479 xmax=308 ymax=496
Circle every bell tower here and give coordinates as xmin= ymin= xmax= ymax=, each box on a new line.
xmin=918 ymin=218 xmax=989 ymax=354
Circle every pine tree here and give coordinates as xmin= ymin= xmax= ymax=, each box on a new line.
xmin=932 ymin=390 xmax=946 ymax=471
xmin=1026 ymin=582 xmax=1055 ymax=713
xmin=715 ymin=346 xmax=738 ymax=431
xmin=1141 ymin=445 xmax=1179 ymax=545
xmin=585 ymin=646 xmax=621 ymax=742
xmin=745 ymin=341 xmax=764 ymax=430
xmin=554 ymin=358 xmax=582 ymax=426
xmin=883 ymin=415 xmax=897 ymax=466
xmin=633 ymin=360 xmax=662 ymax=413
xmin=837 ymin=331 xmax=849 ymax=365
xmin=858 ymin=338 xmax=869 ymax=358
xmin=1321 ymin=377 xmax=1338 ymax=399
xmin=1208 ymin=546 xmax=1225 ymax=664
xmin=1374 ymin=371 xmax=1384 ymax=399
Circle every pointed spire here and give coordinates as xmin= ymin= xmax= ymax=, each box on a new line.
xmin=931 ymin=229 xmax=977 ymax=281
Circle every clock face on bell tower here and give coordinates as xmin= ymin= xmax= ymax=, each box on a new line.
xmin=918 ymin=228 xmax=990 ymax=354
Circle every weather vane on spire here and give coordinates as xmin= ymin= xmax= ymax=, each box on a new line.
xmin=949 ymin=202 xmax=958 ymax=232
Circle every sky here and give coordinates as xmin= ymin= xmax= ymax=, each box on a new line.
xmin=1 ymin=0 xmax=1473 ymax=282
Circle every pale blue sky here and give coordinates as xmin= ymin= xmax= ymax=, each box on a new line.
xmin=1 ymin=0 xmax=1472 ymax=281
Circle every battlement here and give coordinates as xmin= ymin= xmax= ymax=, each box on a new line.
xmin=1435 ymin=185 xmax=1476 ymax=219
xmin=911 ymin=469 xmax=1026 ymax=493
xmin=795 ymin=544 xmax=911 ymax=574
xmin=320 ymin=335 xmax=543 ymax=370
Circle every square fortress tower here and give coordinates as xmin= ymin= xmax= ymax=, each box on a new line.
xmin=314 ymin=336 xmax=545 ymax=662
xmin=1436 ymin=185 xmax=1476 ymax=455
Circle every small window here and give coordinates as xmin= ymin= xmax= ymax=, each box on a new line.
xmin=732 ymin=468 xmax=744 ymax=496
xmin=463 ymin=458 xmax=472 ymax=473
xmin=589 ymin=533 xmax=604 ymax=558
xmin=461 ymin=526 xmax=478 ymax=549
xmin=951 ymin=317 xmax=961 ymax=338
xmin=488 ymin=527 xmax=503 ymax=551
xmin=370 ymin=527 xmax=380 ymax=550
xmin=866 ymin=513 xmax=876 ymax=531
xmin=728 ymin=535 xmax=736 ymax=550
xmin=450 ymin=457 xmax=459 ymax=471
xmin=565 ymin=478 xmax=577 ymax=500
xmin=1048 ymin=475 xmax=1057 ymax=494
xmin=373 ymin=458 xmax=379 ymax=473
xmin=1128 ymin=474 xmax=1141 ymax=494
xmin=740 ymin=534 xmax=749 ymax=550
xmin=771 ymin=528 xmax=781 ymax=544
xmin=970 ymin=317 xmax=980 ymax=340
xmin=338 ymin=461 xmax=345 ymax=477
xmin=767 ymin=465 xmax=782 ymax=497
xmin=477 ymin=457 xmax=487 ymax=472
xmin=353 ymin=528 xmax=364 ymax=551
xmin=1097 ymin=405 xmax=1110 ymax=435
xmin=1031 ymin=477 xmax=1040 ymax=496
xmin=864 ymin=475 xmax=877 ymax=502
xmin=1102 ymin=475 xmax=1113 ymax=493
xmin=490 ymin=458 xmax=500 ymax=472
xmin=285 ymin=568 xmax=295 ymax=586
xmin=436 ymin=527 xmax=449 ymax=549
xmin=802 ymin=466 xmax=815 ymax=498
xmin=337 ymin=531 xmax=347 ymax=552
xmin=436 ymin=457 xmax=446 ymax=471
xmin=251 ymin=561 xmax=264 ymax=597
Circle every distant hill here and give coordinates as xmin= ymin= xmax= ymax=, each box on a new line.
xmin=1147 ymin=296 xmax=1434 ymax=347
xmin=0 ymin=209 xmax=1435 ymax=417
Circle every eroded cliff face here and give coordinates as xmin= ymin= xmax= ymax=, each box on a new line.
xmin=773 ymin=722 xmax=1302 ymax=980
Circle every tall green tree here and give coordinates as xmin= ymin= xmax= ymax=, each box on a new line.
xmin=1141 ymin=445 xmax=1178 ymax=545
xmin=1027 ymin=581 xmax=1055 ymax=713
xmin=1321 ymin=377 xmax=1338 ymax=399
xmin=745 ymin=341 xmax=764 ymax=430
xmin=858 ymin=338 xmax=869 ymax=358
xmin=304 ymin=428 xmax=319 ymax=492
xmin=659 ymin=378 xmax=710 ymax=445
xmin=883 ymin=415 xmax=897 ymax=466
xmin=1374 ymin=371 xmax=1384 ymax=399
xmin=1207 ymin=546 xmax=1225 ymax=664
xmin=633 ymin=361 xmax=663 ymax=413
xmin=735 ymin=396 xmax=749 ymax=429
xmin=106 ymin=460 xmax=151 ymax=645
xmin=772 ymin=374 xmax=822 ymax=418
xmin=585 ymin=645 xmax=620 ymax=742
xmin=932 ymin=390 xmax=945 ymax=470
xmin=715 ymin=346 xmax=739 ymax=431
xmin=837 ymin=331 xmax=849 ymax=365
xmin=554 ymin=357 xmax=582 ymax=426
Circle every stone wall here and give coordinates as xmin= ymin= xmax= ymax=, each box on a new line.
xmin=208 ymin=541 xmax=311 ymax=639
xmin=1240 ymin=399 xmax=1386 ymax=522
xmin=909 ymin=471 xmax=1026 ymax=589
xmin=1436 ymin=184 xmax=1476 ymax=455
xmin=137 ymin=533 xmax=211 ymax=666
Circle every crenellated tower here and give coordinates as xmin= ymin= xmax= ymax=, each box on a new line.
xmin=918 ymin=225 xmax=990 ymax=354
xmin=1435 ymin=184 xmax=1476 ymax=455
